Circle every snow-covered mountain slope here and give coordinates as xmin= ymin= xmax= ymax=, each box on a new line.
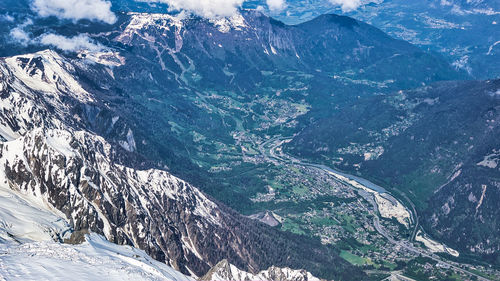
xmin=201 ymin=259 xmax=323 ymax=281
xmin=0 ymin=126 xmax=231 ymax=276
xmin=0 ymin=49 xmax=135 ymax=153
xmin=0 ymin=184 xmax=192 ymax=281
xmin=0 ymin=50 xmax=80 ymax=141
xmin=0 ymin=184 xmax=71 ymax=244
xmin=0 ymin=234 xmax=194 ymax=281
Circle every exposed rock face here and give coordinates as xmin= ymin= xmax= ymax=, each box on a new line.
xmin=202 ymin=259 xmax=324 ymax=281
xmin=427 ymin=167 xmax=500 ymax=255
xmin=248 ymin=211 xmax=282 ymax=227
xmin=0 ymin=49 xmax=362 ymax=280
xmin=0 ymin=128 xmax=225 ymax=274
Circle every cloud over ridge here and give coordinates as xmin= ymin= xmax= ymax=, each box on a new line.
xmin=31 ymin=0 xmax=117 ymax=24
xmin=267 ymin=0 xmax=287 ymax=12
xmin=38 ymin=33 xmax=104 ymax=52
xmin=138 ymin=0 xmax=245 ymax=18
xmin=329 ymin=0 xmax=363 ymax=12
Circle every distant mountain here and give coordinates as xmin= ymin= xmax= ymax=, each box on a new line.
xmin=246 ymin=0 xmax=500 ymax=79
xmin=109 ymin=10 xmax=462 ymax=88
xmin=347 ymin=0 xmax=500 ymax=79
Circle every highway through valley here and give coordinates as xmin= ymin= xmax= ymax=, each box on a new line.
xmin=259 ymin=137 xmax=490 ymax=281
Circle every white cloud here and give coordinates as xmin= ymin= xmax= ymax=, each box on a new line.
xmin=1 ymin=15 xmax=15 ymax=22
xmin=329 ymin=0 xmax=362 ymax=12
xmin=8 ymin=16 xmax=104 ymax=52
xmin=31 ymin=0 xmax=117 ymax=24
xmin=9 ymin=19 xmax=34 ymax=46
xmin=10 ymin=28 xmax=31 ymax=46
xmin=38 ymin=33 xmax=104 ymax=52
xmin=440 ymin=0 xmax=452 ymax=6
xmin=267 ymin=0 xmax=287 ymax=12
xmin=138 ymin=0 xmax=245 ymax=18
xmin=7 ymin=12 xmax=104 ymax=52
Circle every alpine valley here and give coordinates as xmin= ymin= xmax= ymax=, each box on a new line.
xmin=0 ymin=1 xmax=498 ymax=281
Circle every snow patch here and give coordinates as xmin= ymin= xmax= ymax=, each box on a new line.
xmin=78 ymin=51 xmax=126 ymax=67
xmin=0 ymin=233 xmax=194 ymax=280
xmin=475 ymin=184 xmax=487 ymax=214
xmin=477 ymin=150 xmax=499 ymax=168
xmin=45 ymin=130 xmax=76 ymax=158
xmin=0 ymin=184 xmax=71 ymax=243
xmin=486 ymin=40 xmax=500 ymax=55
xmin=211 ymin=14 xmax=248 ymax=33
xmin=119 ymin=129 xmax=137 ymax=152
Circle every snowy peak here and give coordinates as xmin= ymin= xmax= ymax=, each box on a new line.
xmin=202 ymin=259 xmax=323 ymax=281
xmin=117 ymin=12 xmax=186 ymax=45
xmin=209 ymin=13 xmax=249 ymax=33
xmin=119 ymin=11 xmax=250 ymax=39
xmin=0 ymin=49 xmax=135 ymax=156
xmin=4 ymin=50 xmax=94 ymax=103
xmin=0 ymin=50 xmax=93 ymax=141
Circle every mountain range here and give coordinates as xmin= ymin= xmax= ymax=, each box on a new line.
xmin=0 ymin=1 xmax=498 ymax=280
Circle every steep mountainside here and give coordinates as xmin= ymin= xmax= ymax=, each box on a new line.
xmin=0 ymin=172 xmax=317 ymax=281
